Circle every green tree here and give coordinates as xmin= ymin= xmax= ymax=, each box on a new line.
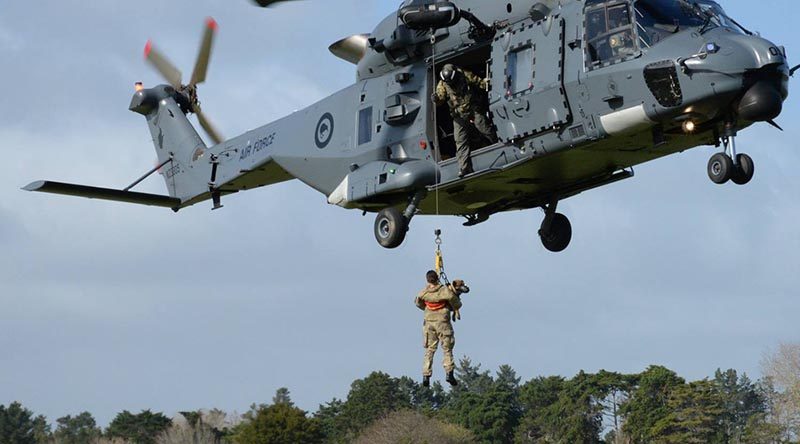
xmin=594 ymin=371 xmax=637 ymax=444
xmin=649 ymin=379 xmax=725 ymax=444
xmin=713 ymin=368 xmax=767 ymax=443
xmin=314 ymin=398 xmax=345 ymax=443
xmin=452 ymin=357 xmax=494 ymax=395
xmin=106 ymin=409 xmax=172 ymax=444
xmin=54 ymin=411 xmax=101 ymax=444
xmin=32 ymin=415 xmax=50 ymax=444
xmin=621 ymin=366 xmax=685 ymax=444
xmin=272 ymin=388 xmax=293 ymax=407
xmin=396 ymin=376 xmax=448 ymax=412
xmin=337 ymin=371 xmax=412 ymax=439
xmin=445 ymin=362 xmax=522 ymax=443
xmin=515 ymin=376 xmax=566 ymax=443
xmin=234 ymin=403 xmax=323 ymax=444
xmin=0 ymin=402 xmax=37 ymax=444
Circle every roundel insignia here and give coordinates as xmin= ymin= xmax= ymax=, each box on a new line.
xmin=315 ymin=112 xmax=334 ymax=149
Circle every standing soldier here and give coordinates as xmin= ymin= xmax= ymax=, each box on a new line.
xmin=432 ymin=63 xmax=497 ymax=178
xmin=415 ymin=270 xmax=462 ymax=388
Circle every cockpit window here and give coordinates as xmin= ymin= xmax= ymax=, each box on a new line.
xmin=633 ymin=0 xmax=706 ymax=46
xmin=694 ymin=0 xmax=746 ymax=34
xmin=585 ymin=1 xmax=637 ymax=68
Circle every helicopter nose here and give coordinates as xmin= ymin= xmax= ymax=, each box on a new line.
xmin=721 ymin=34 xmax=789 ymax=121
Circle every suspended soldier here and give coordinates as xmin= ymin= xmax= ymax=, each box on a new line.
xmin=415 ymin=269 xmax=462 ymax=388
xmin=433 ymin=63 xmax=497 ymax=177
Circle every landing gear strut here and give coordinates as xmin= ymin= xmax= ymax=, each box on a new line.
xmin=373 ymin=192 xmax=425 ymax=249
xmin=538 ymin=202 xmax=572 ymax=253
xmin=707 ymin=123 xmax=755 ymax=185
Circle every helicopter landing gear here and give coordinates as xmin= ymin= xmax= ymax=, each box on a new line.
xmin=707 ymin=152 xmax=734 ymax=184
xmin=707 ymin=125 xmax=755 ymax=185
xmin=731 ymin=153 xmax=755 ymax=185
xmin=538 ymin=202 xmax=572 ymax=253
xmin=373 ymin=192 xmax=425 ymax=249
xmin=374 ymin=207 xmax=407 ymax=249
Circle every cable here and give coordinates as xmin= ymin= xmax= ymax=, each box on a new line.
xmin=430 ymin=29 xmax=441 ymax=218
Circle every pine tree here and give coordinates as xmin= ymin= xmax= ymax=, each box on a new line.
xmin=0 ymin=402 xmax=37 ymax=444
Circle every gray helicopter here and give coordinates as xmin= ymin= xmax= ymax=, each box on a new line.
xmin=24 ymin=0 xmax=798 ymax=252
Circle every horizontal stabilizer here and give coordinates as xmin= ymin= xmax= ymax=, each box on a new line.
xmin=23 ymin=181 xmax=181 ymax=209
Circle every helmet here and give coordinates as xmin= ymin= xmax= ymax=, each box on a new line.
xmin=440 ymin=64 xmax=457 ymax=83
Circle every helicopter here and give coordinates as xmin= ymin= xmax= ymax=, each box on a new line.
xmin=24 ymin=0 xmax=798 ymax=252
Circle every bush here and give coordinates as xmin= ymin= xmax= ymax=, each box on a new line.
xmin=354 ymin=410 xmax=476 ymax=444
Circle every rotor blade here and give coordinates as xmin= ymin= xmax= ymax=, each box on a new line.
xmin=194 ymin=105 xmax=224 ymax=145
xmin=189 ymin=18 xmax=218 ymax=86
xmin=144 ymin=40 xmax=183 ymax=88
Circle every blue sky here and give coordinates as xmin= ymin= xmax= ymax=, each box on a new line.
xmin=1 ymin=0 xmax=799 ymax=426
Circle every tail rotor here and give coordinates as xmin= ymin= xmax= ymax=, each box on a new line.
xmin=144 ymin=17 xmax=224 ymax=145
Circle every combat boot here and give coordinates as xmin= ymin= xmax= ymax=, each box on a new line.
xmin=446 ymin=371 xmax=458 ymax=386
xmin=422 ymin=375 xmax=430 ymax=388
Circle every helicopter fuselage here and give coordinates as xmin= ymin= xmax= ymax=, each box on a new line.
xmin=27 ymin=0 xmax=794 ymax=251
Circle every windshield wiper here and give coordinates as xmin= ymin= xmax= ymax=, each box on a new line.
xmin=690 ymin=1 xmax=716 ymax=34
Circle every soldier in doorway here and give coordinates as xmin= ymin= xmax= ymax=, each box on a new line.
xmin=433 ymin=64 xmax=497 ymax=177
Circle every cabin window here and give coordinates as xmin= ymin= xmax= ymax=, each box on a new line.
xmin=507 ymin=45 xmax=534 ymax=95
xmin=585 ymin=0 xmax=637 ymax=68
xmin=358 ymin=107 xmax=373 ymax=145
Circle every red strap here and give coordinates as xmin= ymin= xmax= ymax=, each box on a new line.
xmin=425 ymin=301 xmax=447 ymax=311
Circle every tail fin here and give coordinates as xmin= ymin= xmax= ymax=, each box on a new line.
xmin=130 ymin=85 xmax=212 ymax=202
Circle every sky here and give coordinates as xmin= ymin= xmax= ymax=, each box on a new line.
xmin=1 ymin=0 xmax=799 ymax=427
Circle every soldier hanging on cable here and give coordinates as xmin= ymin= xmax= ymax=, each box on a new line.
xmin=432 ymin=63 xmax=497 ymax=178
xmin=415 ymin=269 xmax=462 ymax=388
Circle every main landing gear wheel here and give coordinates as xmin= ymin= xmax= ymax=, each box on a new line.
xmin=539 ymin=212 xmax=572 ymax=253
xmin=374 ymin=207 xmax=408 ymax=249
xmin=707 ymin=153 xmax=734 ymax=184
xmin=731 ymin=153 xmax=755 ymax=185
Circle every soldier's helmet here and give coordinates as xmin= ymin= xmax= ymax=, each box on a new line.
xmin=440 ymin=64 xmax=458 ymax=83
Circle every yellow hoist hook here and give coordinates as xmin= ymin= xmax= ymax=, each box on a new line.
xmin=434 ymin=229 xmax=449 ymax=284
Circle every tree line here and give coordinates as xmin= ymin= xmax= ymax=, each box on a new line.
xmin=2 ymin=343 xmax=798 ymax=443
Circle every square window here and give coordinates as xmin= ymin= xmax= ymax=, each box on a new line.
xmin=507 ymin=46 xmax=533 ymax=94
xmin=358 ymin=107 xmax=373 ymax=145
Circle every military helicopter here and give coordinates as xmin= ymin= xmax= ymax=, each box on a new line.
xmin=25 ymin=0 xmax=798 ymax=252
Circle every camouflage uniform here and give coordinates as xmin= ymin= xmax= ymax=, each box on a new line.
xmin=433 ymin=67 xmax=496 ymax=174
xmin=415 ymin=284 xmax=463 ymax=377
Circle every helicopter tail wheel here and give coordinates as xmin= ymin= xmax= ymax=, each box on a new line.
xmin=731 ymin=153 xmax=755 ymax=185
xmin=538 ymin=213 xmax=572 ymax=253
xmin=374 ymin=207 xmax=408 ymax=249
xmin=707 ymin=153 xmax=734 ymax=184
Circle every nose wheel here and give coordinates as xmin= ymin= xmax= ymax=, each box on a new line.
xmin=707 ymin=129 xmax=755 ymax=185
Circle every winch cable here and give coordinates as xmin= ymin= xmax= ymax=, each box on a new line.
xmin=430 ymin=30 xmax=449 ymax=285
xmin=430 ymin=28 xmax=441 ymax=218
